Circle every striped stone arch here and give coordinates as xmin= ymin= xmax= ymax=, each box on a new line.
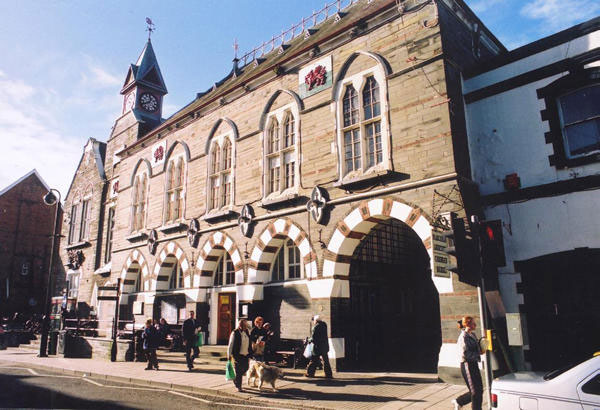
xmin=120 ymin=249 xmax=150 ymax=293
xmin=249 ymin=218 xmax=318 ymax=284
xmin=151 ymin=241 xmax=191 ymax=291
xmin=195 ymin=231 xmax=244 ymax=287
xmin=323 ymin=198 xmax=435 ymax=282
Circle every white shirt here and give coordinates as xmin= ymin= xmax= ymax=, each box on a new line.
xmin=239 ymin=330 xmax=249 ymax=356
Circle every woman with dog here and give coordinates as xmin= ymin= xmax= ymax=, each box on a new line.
xmin=227 ymin=319 xmax=252 ymax=392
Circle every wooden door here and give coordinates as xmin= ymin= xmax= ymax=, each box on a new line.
xmin=217 ymin=293 xmax=236 ymax=344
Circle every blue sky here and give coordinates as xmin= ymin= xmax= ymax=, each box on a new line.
xmin=0 ymin=0 xmax=598 ymax=197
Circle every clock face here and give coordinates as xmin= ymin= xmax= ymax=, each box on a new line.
xmin=124 ymin=92 xmax=135 ymax=112
xmin=139 ymin=93 xmax=158 ymax=112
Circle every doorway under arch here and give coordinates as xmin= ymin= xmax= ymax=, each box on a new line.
xmin=345 ymin=218 xmax=441 ymax=372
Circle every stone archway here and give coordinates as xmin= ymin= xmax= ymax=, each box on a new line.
xmin=120 ymin=249 xmax=150 ymax=293
xmin=151 ymin=241 xmax=191 ymax=291
xmin=248 ymin=217 xmax=318 ymax=284
xmin=195 ymin=231 xmax=243 ymax=287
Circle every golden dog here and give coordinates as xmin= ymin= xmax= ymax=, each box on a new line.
xmin=246 ymin=359 xmax=284 ymax=391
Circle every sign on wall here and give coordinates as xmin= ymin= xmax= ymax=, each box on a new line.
xmin=431 ymin=229 xmax=451 ymax=278
xmin=151 ymin=140 xmax=167 ymax=168
xmin=299 ymin=55 xmax=333 ymax=98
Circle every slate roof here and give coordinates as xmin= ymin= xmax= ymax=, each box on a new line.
xmin=121 ymin=39 xmax=168 ymax=95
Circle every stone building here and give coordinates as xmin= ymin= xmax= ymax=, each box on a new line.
xmin=0 ymin=170 xmax=64 ymax=316
xmin=61 ymin=0 xmax=506 ymax=380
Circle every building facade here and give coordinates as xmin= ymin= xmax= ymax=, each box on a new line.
xmin=0 ymin=170 xmax=64 ymax=317
xmin=61 ymin=0 xmax=507 ymax=380
xmin=464 ymin=18 xmax=600 ymax=372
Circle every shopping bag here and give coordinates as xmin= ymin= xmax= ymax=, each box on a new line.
xmin=303 ymin=342 xmax=314 ymax=359
xmin=196 ymin=332 xmax=204 ymax=347
xmin=225 ymin=360 xmax=236 ymax=381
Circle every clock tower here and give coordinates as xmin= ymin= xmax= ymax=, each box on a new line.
xmin=120 ymin=39 xmax=168 ymax=135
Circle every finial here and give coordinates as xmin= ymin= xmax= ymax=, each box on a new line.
xmin=146 ymin=17 xmax=155 ymax=40
xmin=233 ymin=38 xmax=239 ymax=60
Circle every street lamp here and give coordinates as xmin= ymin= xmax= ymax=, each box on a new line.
xmin=39 ymin=188 xmax=61 ymax=357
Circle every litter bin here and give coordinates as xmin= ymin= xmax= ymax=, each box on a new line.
xmin=48 ymin=330 xmax=58 ymax=355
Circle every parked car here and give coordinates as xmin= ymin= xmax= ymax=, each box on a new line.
xmin=491 ymin=354 xmax=600 ymax=409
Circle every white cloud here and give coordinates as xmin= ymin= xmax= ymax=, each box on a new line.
xmin=0 ymin=76 xmax=84 ymax=197
xmin=521 ymin=0 xmax=600 ymax=30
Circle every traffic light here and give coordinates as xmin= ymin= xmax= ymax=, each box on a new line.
xmin=479 ymin=219 xmax=506 ymax=267
xmin=441 ymin=212 xmax=479 ymax=285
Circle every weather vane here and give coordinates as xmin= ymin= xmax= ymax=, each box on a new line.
xmin=146 ymin=17 xmax=155 ymax=40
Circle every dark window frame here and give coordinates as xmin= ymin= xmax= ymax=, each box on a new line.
xmin=538 ymin=67 xmax=600 ymax=168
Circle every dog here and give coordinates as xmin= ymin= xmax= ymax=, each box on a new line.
xmin=246 ymin=359 xmax=284 ymax=391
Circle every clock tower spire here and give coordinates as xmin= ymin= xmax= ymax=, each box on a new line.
xmin=120 ymin=28 xmax=167 ymax=134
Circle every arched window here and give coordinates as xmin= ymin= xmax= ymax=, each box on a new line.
xmin=264 ymin=106 xmax=298 ymax=197
xmin=208 ymin=136 xmax=233 ymax=211
xmin=165 ymin=156 xmax=185 ymax=224
xmin=131 ymin=173 xmax=147 ymax=232
xmin=271 ymin=239 xmax=302 ymax=282
xmin=214 ymin=253 xmax=235 ymax=286
xmin=169 ymin=261 xmax=183 ymax=289
xmin=335 ymin=56 xmax=390 ymax=182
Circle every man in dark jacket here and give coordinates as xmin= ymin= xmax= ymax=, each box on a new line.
xmin=182 ymin=311 xmax=201 ymax=370
xmin=305 ymin=315 xmax=333 ymax=378
xmin=142 ymin=318 xmax=159 ymax=370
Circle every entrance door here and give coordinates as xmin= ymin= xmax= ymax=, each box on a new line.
xmin=217 ymin=293 xmax=236 ymax=345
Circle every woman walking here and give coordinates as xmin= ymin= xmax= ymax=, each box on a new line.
xmin=452 ymin=316 xmax=485 ymax=409
xmin=142 ymin=318 xmax=159 ymax=370
xmin=227 ymin=319 xmax=252 ymax=392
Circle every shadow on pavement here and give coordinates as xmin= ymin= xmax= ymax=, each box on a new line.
xmin=286 ymin=374 xmax=437 ymax=387
xmin=243 ymin=386 xmax=422 ymax=404
xmin=0 ymin=373 xmax=136 ymax=410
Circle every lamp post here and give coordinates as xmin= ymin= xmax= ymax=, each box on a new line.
xmin=39 ymin=188 xmax=61 ymax=357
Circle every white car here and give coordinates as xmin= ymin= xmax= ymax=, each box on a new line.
xmin=491 ymin=354 xmax=600 ymax=409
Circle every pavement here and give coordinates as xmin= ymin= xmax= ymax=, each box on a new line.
xmin=0 ymin=345 xmax=467 ymax=409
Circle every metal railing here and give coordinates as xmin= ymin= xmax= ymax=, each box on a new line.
xmin=238 ymin=0 xmax=362 ymax=68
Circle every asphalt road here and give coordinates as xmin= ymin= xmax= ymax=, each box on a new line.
xmin=0 ymin=362 xmax=295 ymax=410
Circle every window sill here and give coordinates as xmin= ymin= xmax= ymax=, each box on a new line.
xmin=334 ymin=168 xmax=395 ymax=188
xmin=260 ymin=190 xmax=299 ymax=207
xmin=65 ymin=241 xmax=90 ymax=250
xmin=202 ymin=207 xmax=235 ymax=222
xmin=126 ymin=232 xmax=147 ymax=242
xmin=158 ymin=222 xmax=187 ymax=233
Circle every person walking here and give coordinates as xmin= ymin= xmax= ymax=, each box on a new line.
xmin=452 ymin=316 xmax=485 ymax=410
xmin=227 ymin=319 xmax=252 ymax=392
xmin=250 ymin=316 xmax=267 ymax=361
xmin=305 ymin=315 xmax=333 ymax=378
xmin=182 ymin=311 xmax=201 ymax=370
xmin=142 ymin=318 xmax=159 ymax=370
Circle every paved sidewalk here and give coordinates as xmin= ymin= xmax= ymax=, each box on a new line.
xmin=0 ymin=347 xmax=466 ymax=409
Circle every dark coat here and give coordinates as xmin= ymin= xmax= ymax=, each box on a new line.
xmin=250 ymin=326 xmax=267 ymax=343
xmin=311 ymin=320 xmax=329 ymax=356
xmin=182 ymin=318 xmax=199 ymax=341
xmin=142 ymin=326 xmax=159 ymax=350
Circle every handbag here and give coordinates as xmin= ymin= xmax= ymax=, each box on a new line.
xmin=303 ymin=342 xmax=314 ymax=359
xmin=195 ymin=332 xmax=204 ymax=347
xmin=225 ymin=360 xmax=236 ymax=380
